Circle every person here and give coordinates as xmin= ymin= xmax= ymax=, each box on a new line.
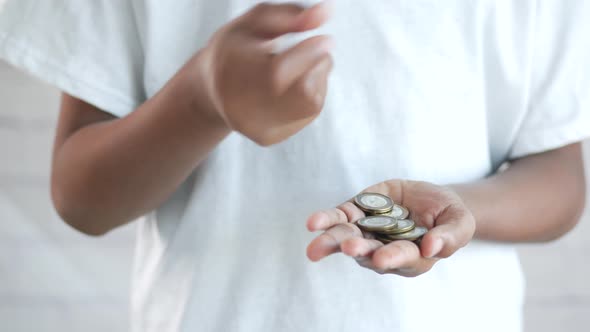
xmin=1 ymin=1 xmax=589 ymax=331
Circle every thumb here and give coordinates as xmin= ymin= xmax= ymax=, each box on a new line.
xmin=238 ymin=1 xmax=332 ymax=39
xmin=420 ymin=205 xmax=475 ymax=258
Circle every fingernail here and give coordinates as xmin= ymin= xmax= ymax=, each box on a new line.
xmin=427 ymin=238 xmax=444 ymax=258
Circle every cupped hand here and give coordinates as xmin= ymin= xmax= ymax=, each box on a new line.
xmin=306 ymin=180 xmax=476 ymax=277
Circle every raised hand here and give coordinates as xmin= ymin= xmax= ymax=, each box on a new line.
xmin=306 ymin=180 xmax=476 ymax=277
xmin=197 ymin=1 xmax=334 ymax=146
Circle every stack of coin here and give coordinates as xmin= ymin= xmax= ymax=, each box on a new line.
xmin=353 ymin=192 xmax=427 ymax=245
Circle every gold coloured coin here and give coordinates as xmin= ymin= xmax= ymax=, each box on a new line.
xmin=354 ymin=193 xmax=394 ymax=215
xmin=356 ymin=215 xmax=398 ymax=233
xmin=382 ymin=226 xmax=428 ymax=242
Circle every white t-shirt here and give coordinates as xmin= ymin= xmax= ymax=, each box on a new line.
xmin=2 ymin=1 xmax=590 ymax=331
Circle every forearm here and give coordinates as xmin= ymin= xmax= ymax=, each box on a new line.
xmin=451 ymin=143 xmax=586 ymax=242
xmin=52 ymin=55 xmax=230 ymax=235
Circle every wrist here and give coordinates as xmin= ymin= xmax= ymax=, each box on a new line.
xmin=449 ymin=183 xmax=486 ymax=239
xmin=180 ymin=50 xmax=230 ymax=134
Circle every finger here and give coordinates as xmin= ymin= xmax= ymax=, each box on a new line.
xmin=420 ymin=205 xmax=475 ymax=258
xmin=340 ymin=237 xmax=384 ymax=258
xmin=263 ymin=51 xmax=332 ymax=136
xmin=306 ymin=223 xmax=362 ymax=262
xmin=261 ymin=114 xmax=319 ymax=143
xmin=272 ymin=53 xmax=333 ymax=123
xmin=306 ymin=201 xmax=364 ymax=232
xmin=421 ymin=224 xmax=470 ymax=259
xmin=294 ymin=52 xmax=333 ymax=110
xmin=306 ymin=207 xmax=349 ymax=232
xmin=336 ymin=201 xmax=366 ymax=225
xmin=354 ymin=256 xmax=381 ymax=271
xmin=270 ymin=35 xmax=333 ymax=96
xmin=344 ymin=238 xmax=437 ymax=277
xmin=362 ymin=180 xmax=406 ymax=206
xmin=372 ymin=240 xmax=432 ymax=271
xmin=295 ymin=0 xmax=333 ymax=31
xmin=355 ymin=250 xmax=432 ymax=278
xmin=240 ymin=1 xmax=332 ymax=39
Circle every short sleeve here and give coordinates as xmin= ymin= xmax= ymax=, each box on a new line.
xmin=509 ymin=0 xmax=590 ymax=159
xmin=0 ymin=0 xmax=145 ymax=117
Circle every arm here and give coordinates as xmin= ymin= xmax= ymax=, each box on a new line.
xmin=52 ymin=2 xmax=334 ymax=235
xmin=306 ymin=143 xmax=586 ymax=277
xmin=52 ymin=59 xmax=229 ymax=235
xmin=453 ymin=142 xmax=586 ymax=242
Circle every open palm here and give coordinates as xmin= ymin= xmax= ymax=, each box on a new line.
xmin=306 ymin=180 xmax=476 ymax=277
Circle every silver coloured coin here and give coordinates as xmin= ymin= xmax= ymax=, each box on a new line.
xmin=357 ymin=216 xmax=398 ymax=232
xmin=377 ymin=219 xmax=416 ymax=235
xmin=386 ymin=226 xmax=428 ymax=241
xmin=388 ymin=204 xmax=410 ymax=219
xmin=354 ymin=193 xmax=394 ymax=214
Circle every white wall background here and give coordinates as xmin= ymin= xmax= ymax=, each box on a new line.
xmin=1 ymin=60 xmax=589 ymax=331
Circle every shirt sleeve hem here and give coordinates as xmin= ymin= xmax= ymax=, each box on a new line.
xmin=0 ymin=33 xmax=138 ymax=118
xmin=509 ymin=120 xmax=590 ymax=159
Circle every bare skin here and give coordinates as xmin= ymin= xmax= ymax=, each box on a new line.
xmin=50 ymin=1 xmax=586 ymax=279
xmin=51 ymin=2 xmax=334 ymax=235
xmin=306 ymin=143 xmax=586 ymax=277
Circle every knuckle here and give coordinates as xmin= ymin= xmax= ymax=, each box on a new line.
xmin=229 ymin=118 xmax=248 ymax=135
xmin=334 ymin=208 xmax=349 ymax=223
xmin=323 ymin=54 xmax=335 ymax=72
xmin=341 ymin=222 xmax=362 ymax=236
xmin=338 ymin=202 xmax=365 ymax=223
xmin=235 ymin=3 xmax=269 ymax=30
xmin=340 ymin=201 xmax=357 ymax=210
xmin=268 ymin=58 xmax=286 ymax=95
xmin=311 ymin=92 xmax=326 ymax=111
xmin=295 ymin=81 xmax=323 ymax=114
xmin=251 ymin=2 xmax=302 ymax=21
xmin=320 ymin=232 xmax=338 ymax=245
xmin=231 ymin=121 xmax=277 ymax=147
xmin=445 ymin=236 xmax=459 ymax=250
xmin=339 ymin=201 xmax=364 ymax=221
xmin=251 ymin=2 xmax=272 ymax=16
xmin=253 ymin=135 xmax=276 ymax=147
xmin=251 ymin=128 xmax=281 ymax=147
